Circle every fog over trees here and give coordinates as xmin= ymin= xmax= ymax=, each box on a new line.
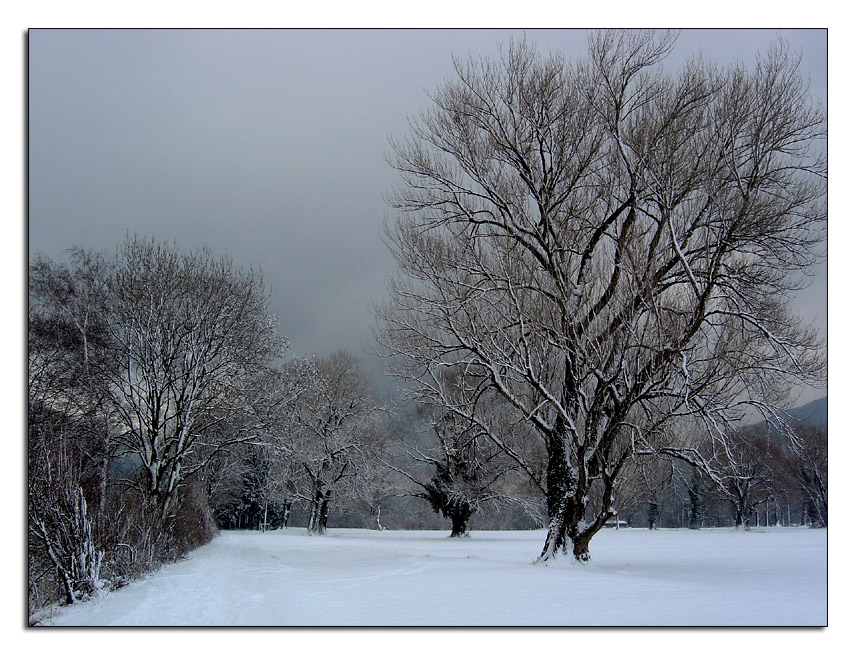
xmin=28 ymin=29 xmax=827 ymax=619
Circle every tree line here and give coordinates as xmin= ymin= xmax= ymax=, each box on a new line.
xmin=614 ymin=420 xmax=827 ymax=530
xmin=26 ymin=236 xmax=535 ymax=616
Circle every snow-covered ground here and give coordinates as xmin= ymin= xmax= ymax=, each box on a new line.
xmin=42 ymin=526 xmax=826 ymax=626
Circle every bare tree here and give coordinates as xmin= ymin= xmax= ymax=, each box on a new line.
xmin=206 ymin=363 xmax=310 ymax=530
xmin=28 ymin=237 xmax=287 ymax=613
xmin=276 ymin=352 xmax=387 ymax=534
xmin=697 ymin=427 xmax=780 ymax=529
xmin=28 ymin=394 xmax=104 ymax=606
xmin=99 ymin=236 xmax=286 ymax=520
xmin=344 ymin=419 xmax=400 ymax=531
xmin=28 ymin=251 xmax=114 ymax=608
xmin=783 ymin=424 xmax=827 ymax=527
xmin=387 ymin=368 xmax=535 ymax=537
xmin=617 ymin=453 xmax=677 ymax=529
xmin=378 ymin=32 xmax=825 ymax=560
xmin=29 ymin=249 xmax=115 ymax=534
xmin=394 ymin=408 xmax=521 ymax=537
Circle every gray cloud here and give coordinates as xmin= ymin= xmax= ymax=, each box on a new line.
xmin=28 ymin=28 xmax=827 ymax=394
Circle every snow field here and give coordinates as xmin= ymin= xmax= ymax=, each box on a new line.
xmin=44 ymin=526 xmax=826 ymax=626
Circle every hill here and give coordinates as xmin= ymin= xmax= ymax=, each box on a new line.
xmin=786 ymin=396 xmax=827 ymax=429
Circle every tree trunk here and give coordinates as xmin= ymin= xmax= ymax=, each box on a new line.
xmin=449 ymin=508 xmax=471 ymax=538
xmin=307 ymin=487 xmax=330 ymax=534
xmin=319 ymin=490 xmax=332 ymax=531
xmin=96 ymin=411 xmax=110 ymax=540
xmin=735 ymin=505 xmax=751 ymax=530
xmin=307 ymin=492 xmax=323 ymax=534
xmin=538 ymin=420 xmax=576 ymax=559
xmin=538 ymin=490 xmax=603 ymax=561
xmin=688 ymin=483 xmax=703 ymax=529
xmin=280 ymin=499 xmax=292 ymax=529
xmin=647 ymin=501 xmax=659 ymax=530
xmin=572 ymin=531 xmax=594 ymax=561
xmin=803 ymin=492 xmax=820 ymax=527
xmin=537 ymin=440 xmax=608 ymax=560
xmin=157 ymin=488 xmax=177 ymax=525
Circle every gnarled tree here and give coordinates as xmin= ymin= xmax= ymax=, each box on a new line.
xmin=378 ymin=32 xmax=826 ymax=560
xmin=396 ymin=408 xmax=520 ymax=537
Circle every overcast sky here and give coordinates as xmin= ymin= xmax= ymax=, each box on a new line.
xmin=27 ymin=28 xmax=827 ymax=398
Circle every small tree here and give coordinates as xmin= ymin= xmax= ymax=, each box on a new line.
xmin=396 ymin=408 xmax=520 ymax=537
xmin=276 ymin=352 xmax=386 ymax=534
xmin=784 ymin=424 xmax=827 ymax=527
xmin=694 ymin=427 xmax=779 ymax=529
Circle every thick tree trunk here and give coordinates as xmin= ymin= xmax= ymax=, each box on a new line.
xmin=540 ymin=512 xmax=571 ymax=559
xmin=537 ymin=364 xmax=625 ymax=562
xmin=688 ymin=483 xmax=703 ymax=529
xmin=319 ymin=490 xmax=332 ymax=531
xmin=449 ymin=509 xmax=471 ymax=538
xmin=734 ymin=504 xmax=751 ymax=530
xmin=538 ymin=460 xmax=617 ymax=561
xmin=539 ymin=496 xmax=601 ymax=561
xmin=538 ymin=419 xmax=578 ymax=560
xmin=572 ymin=532 xmax=594 ymax=561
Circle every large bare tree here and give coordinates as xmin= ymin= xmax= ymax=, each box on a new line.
xmin=29 ymin=237 xmax=287 ymax=610
xmin=378 ymin=32 xmax=826 ymax=560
